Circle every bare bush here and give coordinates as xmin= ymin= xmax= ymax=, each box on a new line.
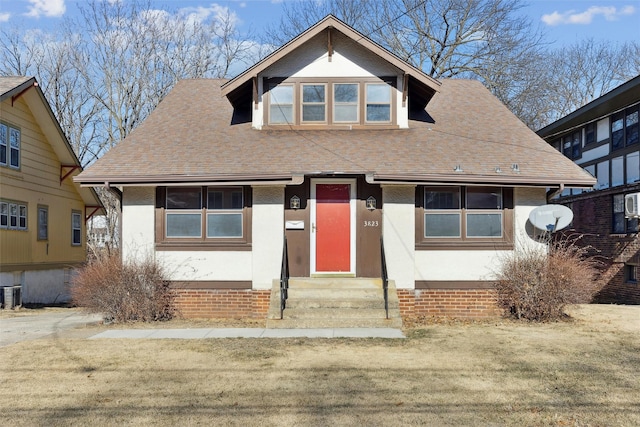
xmin=496 ymin=235 xmax=604 ymax=321
xmin=71 ymin=253 xmax=174 ymax=323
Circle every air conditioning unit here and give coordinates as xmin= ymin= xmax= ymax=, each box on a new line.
xmin=625 ymin=193 xmax=640 ymax=218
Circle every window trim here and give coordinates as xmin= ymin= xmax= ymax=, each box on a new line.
xmin=416 ymin=186 xmax=514 ymax=250
xmin=155 ymin=186 xmax=252 ymax=250
xmin=268 ymin=83 xmax=295 ymax=125
xmin=300 ymin=83 xmax=327 ymax=124
xmin=0 ymin=122 xmax=20 ymax=169
xmin=38 ymin=205 xmax=48 ymax=241
xmin=71 ymin=211 xmax=82 ymax=246
xmin=364 ymin=82 xmax=392 ymax=124
xmin=333 ymin=83 xmax=359 ymax=123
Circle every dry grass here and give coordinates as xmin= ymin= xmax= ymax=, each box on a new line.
xmin=1 ymin=305 xmax=639 ymax=426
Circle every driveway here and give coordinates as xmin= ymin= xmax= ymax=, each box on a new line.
xmin=0 ymin=308 xmax=103 ymax=347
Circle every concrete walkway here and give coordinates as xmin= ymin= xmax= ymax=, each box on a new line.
xmin=90 ymin=327 xmax=405 ymax=339
xmin=0 ymin=310 xmax=103 ymax=347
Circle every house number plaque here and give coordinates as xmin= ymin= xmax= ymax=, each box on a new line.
xmin=363 ymin=220 xmax=379 ymax=227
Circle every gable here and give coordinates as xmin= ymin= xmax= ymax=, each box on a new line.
xmin=0 ymin=77 xmax=103 ymax=211
xmin=222 ymin=15 xmax=440 ymax=111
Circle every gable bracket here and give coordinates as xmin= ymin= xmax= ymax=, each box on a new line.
xmin=327 ymin=27 xmax=333 ymax=62
xmin=402 ymin=74 xmax=409 ymax=107
xmin=11 ymin=81 xmax=38 ymax=106
xmin=60 ymin=165 xmax=81 ymax=185
xmin=85 ymin=206 xmax=102 ymax=222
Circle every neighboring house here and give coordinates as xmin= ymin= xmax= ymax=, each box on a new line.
xmin=75 ymin=16 xmax=594 ymax=320
xmin=0 ymin=77 xmax=103 ymax=305
xmin=537 ymin=75 xmax=640 ymax=304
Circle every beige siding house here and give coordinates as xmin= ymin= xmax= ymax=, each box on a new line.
xmin=76 ymin=16 xmax=594 ymax=322
xmin=0 ymin=77 xmax=103 ymax=305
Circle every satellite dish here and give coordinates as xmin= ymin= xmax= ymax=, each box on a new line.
xmin=529 ymin=204 xmax=573 ymax=232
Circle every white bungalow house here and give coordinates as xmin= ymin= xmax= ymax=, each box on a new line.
xmin=75 ymin=16 xmax=594 ymax=324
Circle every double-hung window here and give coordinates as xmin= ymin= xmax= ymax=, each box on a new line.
xmin=365 ymin=83 xmax=391 ymax=122
xmin=612 ymin=106 xmax=639 ymax=150
xmin=166 ymin=188 xmax=203 ymax=238
xmin=0 ymin=122 xmax=20 ymax=168
xmin=72 ymin=211 xmax=82 ymax=245
xmin=206 ymin=188 xmax=243 ymax=238
xmin=562 ymin=131 xmax=581 ymax=160
xmin=38 ymin=206 xmax=48 ymax=240
xmin=420 ymin=186 xmax=511 ymax=247
xmin=301 ymin=84 xmax=326 ymax=123
xmin=333 ymin=83 xmax=358 ymax=123
xmin=160 ymin=186 xmax=248 ymax=245
xmin=466 ymin=187 xmax=503 ymax=237
xmin=269 ymin=84 xmax=294 ymax=124
xmin=424 ymin=187 xmax=461 ymax=237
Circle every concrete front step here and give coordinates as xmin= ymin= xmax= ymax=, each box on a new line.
xmin=287 ymin=287 xmax=383 ymax=299
xmin=286 ymin=297 xmax=397 ymax=310
xmin=266 ymin=277 xmax=403 ymax=329
xmin=267 ymin=317 xmax=403 ymax=329
xmin=289 ymin=278 xmax=383 ymax=289
xmin=283 ymin=307 xmax=389 ymax=319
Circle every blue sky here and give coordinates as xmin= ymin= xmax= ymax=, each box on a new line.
xmin=0 ymin=0 xmax=637 ymax=47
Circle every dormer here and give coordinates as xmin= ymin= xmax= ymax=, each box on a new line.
xmin=221 ymin=15 xmax=440 ymax=130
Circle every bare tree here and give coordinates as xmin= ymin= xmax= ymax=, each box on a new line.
xmin=0 ymin=0 xmax=259 ymax=251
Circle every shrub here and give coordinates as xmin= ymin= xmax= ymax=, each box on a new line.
xmin=495 ymin=236 xmax=604 ymax=321
xmin=71 ymin=253 xmax=174 ymax=323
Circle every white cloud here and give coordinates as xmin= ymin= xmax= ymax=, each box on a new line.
xmin=541 ymin=5 xmax=636 ymax=26
xmin=0 ymin=12 xmax=10 ymax=22
xmin=178 ymin=3 xmax=240 ymax=27
xmin=25 ymin=0 xmax=66 ymax=18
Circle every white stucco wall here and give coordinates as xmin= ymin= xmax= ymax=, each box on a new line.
xmin=251 ymin=186 xmax=284 ymax=290
xmin=513 ymin=187 xmax=550 ymax=253
xmin=121 ymin=187 xmax=156 ymax=262
xmin=382 ymin=185 xmax=415 ymax=289
xmin=157 ymin=251 xmax=253 ymax=282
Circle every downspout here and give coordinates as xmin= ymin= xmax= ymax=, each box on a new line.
xmin=546 ymin=183 xmax=565 ymax=202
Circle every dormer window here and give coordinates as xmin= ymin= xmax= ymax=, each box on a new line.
xmin=265 ymin=77 xmax=396 ymax=128
xmin=302 ymin=84 xmax=326 ymax=123
xmin=269 ymin=84 xmax=294 ymax=124
xmin=334 ymin=84 xmax=358 ymax=123
xmin=365 ymin=83 xmax=391 ymax=123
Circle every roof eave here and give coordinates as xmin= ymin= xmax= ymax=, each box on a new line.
xmin=74 ymin=173 xmax=305 ymax=187
xmin=367 ymin=173 xmax=597 ymax=188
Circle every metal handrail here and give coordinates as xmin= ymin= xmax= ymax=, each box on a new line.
xmin=380 ymin=236 xmax=389 ymax=319
xmin=280 ymin=235 xmax=289 ymax=319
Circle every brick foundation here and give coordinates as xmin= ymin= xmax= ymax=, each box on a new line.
xmin=172 ymin=289 xmax=271 ymax=319
xmin=398 ymin=289 xmax=501 ymax=319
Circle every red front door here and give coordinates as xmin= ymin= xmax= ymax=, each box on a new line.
xmin=315 ymin=183 xmax=351 ymax=272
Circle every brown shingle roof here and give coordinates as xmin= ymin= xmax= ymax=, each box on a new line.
xmin=76 ymin=78 xmax=595 ymax=188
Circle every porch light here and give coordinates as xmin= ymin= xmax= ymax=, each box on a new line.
xmin=512 ymin=163 xmax=520 ymax=173
xmin=495 ymin=166 xmax=502 ymax=173
xmin=453 ymin=165 xmax=463 ymax=172
xmin=366 ymin=196 xmax=376 ymax=210
xmin=290 ymin=195 xmax=300 ymax=210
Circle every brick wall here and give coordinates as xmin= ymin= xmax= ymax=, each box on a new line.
xmin=172 ymin=289 xmax=271 ymax=319
xmin=397 ymin=289 xmax=501 ymax=319
xmin=563 ymin=186 xmax=640 ymax=304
